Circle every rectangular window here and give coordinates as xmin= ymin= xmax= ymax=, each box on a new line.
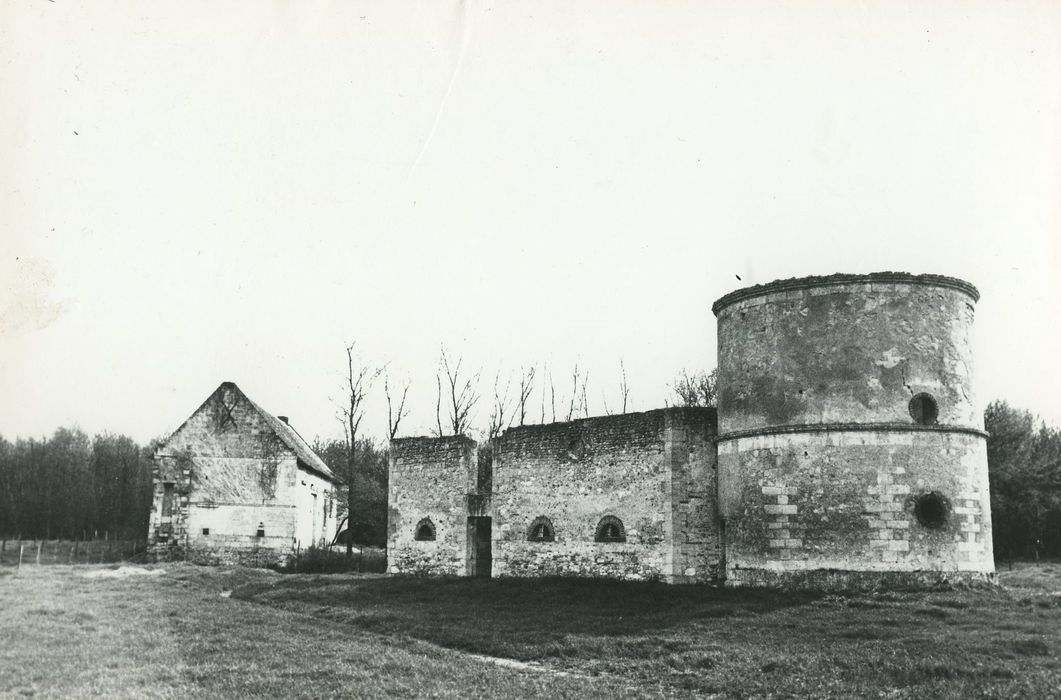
xmin=256 ymin=527 xmax=265 ymax=538
xmin=201 ymin=528 xmax=210 ymax=536
xmin=161 ymin=483 xmax=175 ymax=517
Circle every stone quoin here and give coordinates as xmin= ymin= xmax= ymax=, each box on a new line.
xmin=387 ymin=272 xmax=995 ymax=588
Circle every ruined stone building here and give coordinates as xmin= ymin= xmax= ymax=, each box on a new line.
xmin=147 ymin=381 xmax=340 ymax=565
xmin=388 ymin=273 xmax=995 ymax=587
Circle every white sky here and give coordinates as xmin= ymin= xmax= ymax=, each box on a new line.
xmin=2 ymin=0 xmax=1059 ymax=444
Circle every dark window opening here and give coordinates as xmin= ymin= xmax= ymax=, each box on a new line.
xmin=909 ymin=393 xmax=939 ymax=425
xmin=256 ymin=523 xmax=265 ymax=538
xmin=914 ymin=492 xmax=948 ymax=529
xmin=595 ymin=515 xmax=626 ymax=543
xmin=201 ymin=528 xmax=210 ymax=536
xmin=527 ymin=516 xmax=555 ymax=543
xmin=414 ymin=518 xmax=436 ymax=541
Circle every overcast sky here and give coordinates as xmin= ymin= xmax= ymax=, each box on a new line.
xmin=2 ymin=1 xmax=1059 ymax=444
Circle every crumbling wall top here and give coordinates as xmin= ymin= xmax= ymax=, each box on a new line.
xmin=712 ymin=272 xmax=980 ymax=316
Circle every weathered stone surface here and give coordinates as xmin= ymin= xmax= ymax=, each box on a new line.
xmin=385 ymin=272 xmax=994 ymax=590
xmin=147 ymin=382 xmax=340 ymax=566
xmin=387 ymin=436 xmax=477 ymax=575
xmin=718 ymin=430 xmax=993 ymax=583
xmin=388 ymin=408 xmax=720 ymax=583
xmin=494 ymin=408 xmax=719 ymax=582
xmin=715 ymin=274 xmax=981 ymax=433
xmin=714 ymin=274 xmax=993 ymax=586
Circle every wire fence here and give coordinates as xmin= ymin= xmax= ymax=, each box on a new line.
xmin=0 ymin=537 xmax=149 ymax=568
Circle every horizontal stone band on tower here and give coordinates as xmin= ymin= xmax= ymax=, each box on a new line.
xmin=716 ymin=422 xmax=989 ymax=443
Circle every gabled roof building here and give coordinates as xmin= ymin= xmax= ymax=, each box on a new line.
xmin=147 ymin=381 xmax=340 ymax=566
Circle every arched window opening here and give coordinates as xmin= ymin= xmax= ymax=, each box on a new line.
xmin=595 ymin=515 xmax=626 ymax=543
xmin=414 ymin=518 xmax=436 ymax=541
xmin=527 ymin=516 xmax=555 ymax=543
xmin=909 ymin=393 xmax=939 ymax=426
xmin=914 ymin=492 xmax=948 ymax=529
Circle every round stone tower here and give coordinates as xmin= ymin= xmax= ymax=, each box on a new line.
xmin=713 ymin=272 xmax=993 ymax=588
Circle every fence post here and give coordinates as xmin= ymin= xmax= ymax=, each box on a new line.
xmin=18 ymin=544 xmax=24 ymax=572
xmin=36 ymin=541 xmax=42 ymax=566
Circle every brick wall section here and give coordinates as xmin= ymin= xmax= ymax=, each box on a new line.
xmin=388 ymin=436 xmax=477 ymax=575
xmin=147 ymin=383 xmax=337 ymax=565
xmin=718 ymin=430 xmax=993 ymax=587
xmin=493 ymin=408 xmax=719 ymax=582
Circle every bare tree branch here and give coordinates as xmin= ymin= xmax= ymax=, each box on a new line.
xmin=620 ymin=359 xmax=629 ymax=414
xmin=439 ymin=345 xmax=481 ymax=436
xmin=384 ymin=373 xmax=411 ymax=442
xmin=517 ymin=365 xmax=536 ymax=427
xmin=336 ymin=342 xmax=382 ymax=558
xmin=488 ymin=371 xmax=514 ymax=439
xmin=434 ymin=374 xmax=443 ymax=437
xmin=580 ymin=369 xmax=590 ymax=418
xmin=549 ymin=367 xmax=556 ymax=423
xmin=566 ymin=364 xmax=580 ymax=421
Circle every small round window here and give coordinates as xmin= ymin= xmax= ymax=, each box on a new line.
xmin=914 ymin=492 xmax=948 ymax=529
xmin=909 ymin=393 xmax=939 ymax=426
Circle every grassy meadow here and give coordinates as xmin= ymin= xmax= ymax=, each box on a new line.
xmin=1 ymin=561 xmax=1060 ymax=698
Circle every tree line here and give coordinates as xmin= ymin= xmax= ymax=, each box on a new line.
xmin=985 ymin=400 xmax=1061 ymax=560
xmin=0 ymin=429 xmax=156 ymax=540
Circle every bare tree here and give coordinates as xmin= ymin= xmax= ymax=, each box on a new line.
xmin=336 ymin=342 xmax=382 ymax=558
xmin=603 ymin=360 xmax=630 ymax=416
xmin=671 ymin=368 xmax=718 ymax=407
xmin=384 ymin=373 xmax=411 ymax=442
xmin=488 ymin=371 xmax=513 ymax=439
xmin=516 ymin=365 xmax=536 ymax=426
xmin=438 ymin=345 xmax=481 ymax=436
xmin=581 ymin=370 xmax=590 ymax=418
xmin=434 ymin=374 xmax=443 ymax=437
xmin=566 ymin=364 xmax=590 ymax=421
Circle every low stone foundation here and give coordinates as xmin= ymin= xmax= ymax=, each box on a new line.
xmin=725 ymin=567 xmax=997 ymax=591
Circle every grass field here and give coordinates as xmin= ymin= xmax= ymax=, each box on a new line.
xmin=3 ymin=562 xmax=1060 ymax=698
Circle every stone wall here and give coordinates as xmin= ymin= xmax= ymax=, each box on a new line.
xmin=713 ymin=273 xmax=993 ymax=588
xmin=388 ymin=436 xmax=477 ymax=575
xmin=665 ymin=409 xmax=721 ymax=582
xmin=183 ymin=504 xmax=298 ymax=566
xmin=718 ymin=429 xmax=993 ymax=587
xmin=714 ymin=273 xmax=981 ymax=432
xmin=493 ymin=408 xmax=719 ymax=582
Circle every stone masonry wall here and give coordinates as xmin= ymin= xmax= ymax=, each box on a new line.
xmin=665 ymin=408 xmax=720 ymax=582
xmin=718 ymin=429 xmax=993 ymax=588
xmin=493 ymin=408 xmax=719 ymax=582
xmin=388 ymin=436 xmax=477 ymax=575
xmin=148 ymin=383 xmax=314 ymax=564
xmin=715 ymin=276 xmax=980 ymax=433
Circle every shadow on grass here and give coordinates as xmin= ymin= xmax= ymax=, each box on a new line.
xmin=234 ymin=575 xmax=823 ymax=658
